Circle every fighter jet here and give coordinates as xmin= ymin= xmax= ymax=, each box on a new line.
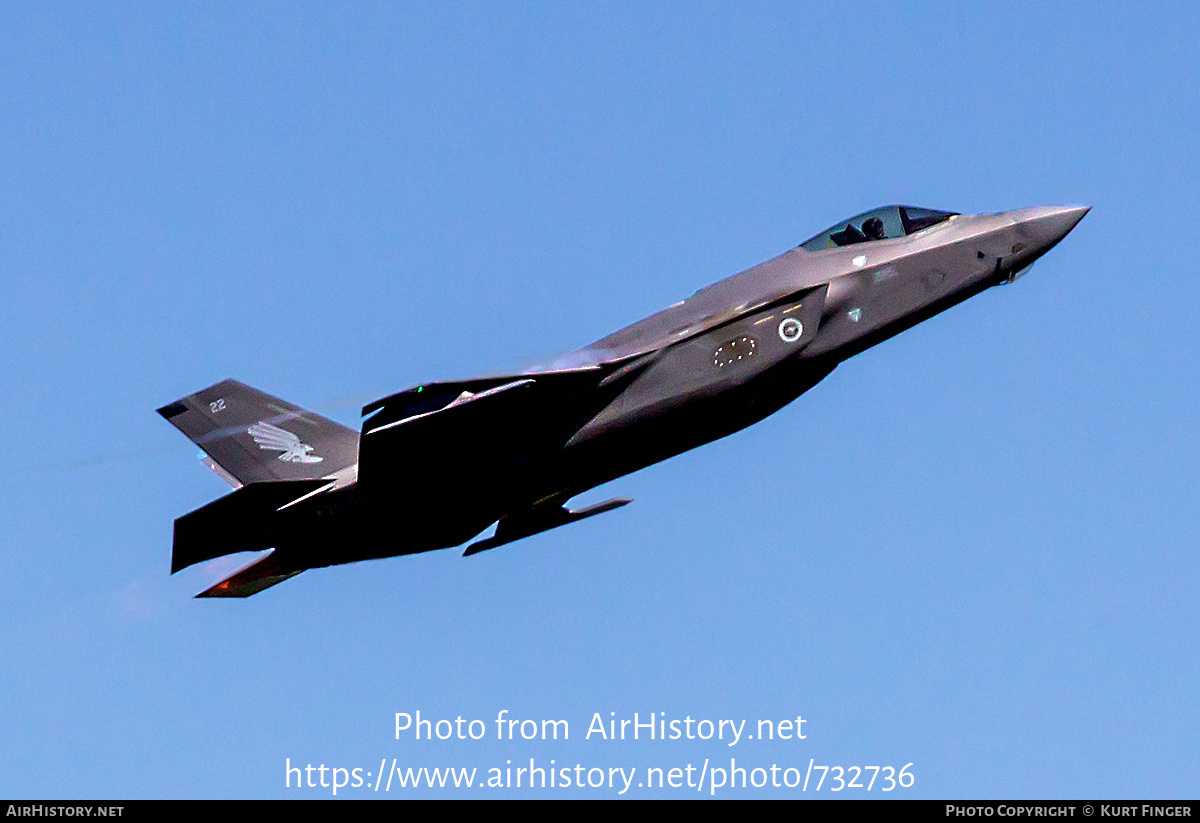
xmin=158 ymin=204 xmax=1088 ymax=597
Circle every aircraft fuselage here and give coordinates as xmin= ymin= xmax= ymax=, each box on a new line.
xmin=159 ymin=204 xmax=1088 ymax=596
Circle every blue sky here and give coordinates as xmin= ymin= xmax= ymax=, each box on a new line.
xmin=2 ymin=2 xmax=1197 ymax=798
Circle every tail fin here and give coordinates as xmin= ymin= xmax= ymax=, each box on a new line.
xmin=157 ymin=379 xmax=358 ymax=486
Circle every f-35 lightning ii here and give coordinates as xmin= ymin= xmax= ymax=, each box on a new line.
xmin=159 ymin=204 xmax=1088 ymax=597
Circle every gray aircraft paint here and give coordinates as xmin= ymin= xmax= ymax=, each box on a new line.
xmin=159 ymin=204 xmax=1088 ymax=597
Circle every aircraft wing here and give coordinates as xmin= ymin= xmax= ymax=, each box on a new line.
xmin=357 ymin=360 xmax=654 ymax=489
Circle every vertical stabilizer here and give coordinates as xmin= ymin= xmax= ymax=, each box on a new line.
xmin=157 ymin=379 xmax=358 ymax=486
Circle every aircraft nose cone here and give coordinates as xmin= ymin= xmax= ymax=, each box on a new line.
xmin=1018 ymin=204 xmax=1090 ymax=251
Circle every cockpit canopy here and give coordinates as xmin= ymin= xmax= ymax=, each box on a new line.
xmin=800 ymin=205 xmax=957 ymax=251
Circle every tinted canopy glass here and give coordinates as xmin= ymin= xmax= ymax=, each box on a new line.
xmin=800 ymin=205 xmax=957 ymax=251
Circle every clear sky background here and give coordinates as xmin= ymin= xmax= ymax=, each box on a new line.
xmin=2 ymin=2 xmax=1197 ymax=799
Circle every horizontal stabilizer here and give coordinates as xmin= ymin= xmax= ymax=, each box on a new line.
xmin=196 ymin=551 xmax=302 ymax=598
xmin=464 ymin=497 xmax=632 ymax=556
xmin=172 ymin=478 xmax=331 ymax=573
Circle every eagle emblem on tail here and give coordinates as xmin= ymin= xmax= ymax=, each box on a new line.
xmin=247 ymin=421 xmax=323 ymax=464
